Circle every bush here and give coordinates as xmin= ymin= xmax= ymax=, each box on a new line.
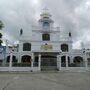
xmin=0 ymin=33 xmax=2 ymax=38
xmin=0 ymin=40 xmax=3 ymax=46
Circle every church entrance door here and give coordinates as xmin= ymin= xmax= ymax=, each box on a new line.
xmin=41 ymin=55 xmax=57 ymax=71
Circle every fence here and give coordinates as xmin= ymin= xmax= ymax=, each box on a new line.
xmin=0 ymin=61 xmax=90 ymax=72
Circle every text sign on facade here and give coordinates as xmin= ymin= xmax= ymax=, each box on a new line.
xmin=41 ymin=44 xmax=53 ymax=50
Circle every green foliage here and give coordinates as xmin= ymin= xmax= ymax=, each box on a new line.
xmin=0 ymin=33 xmax=2 ymax=38
xmin=0 ymin=40 xmax=3 ymax=46
xmin=0 ymin=20 xmax=4 ymax=46
xmin=0 ymin=20 xmax=4 ymax=30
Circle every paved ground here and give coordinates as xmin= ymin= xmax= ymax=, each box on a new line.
xmin=0 ymin=72 xmax=90 ymax=90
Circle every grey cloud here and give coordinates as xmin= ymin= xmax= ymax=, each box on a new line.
xmin=41 ymin=0 xmax=90 ymax=48
xmin=0 ymin=0 xmax=90 ymax=48
xmin=0 ymin=0 xmax=40 ymax=44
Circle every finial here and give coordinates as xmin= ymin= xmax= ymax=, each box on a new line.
xmin=43 ymin=8 xmax=48 ymax=13
xmin=20 ymin=28 xmax=23 ymax=36
xmin=69 ymin=32 xmax=71 ymax=37
xmin=41 ymin=8 xmax=51 ymax=17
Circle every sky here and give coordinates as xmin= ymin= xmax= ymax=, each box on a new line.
xmin=0 ymin=0 xmax=90 ymax=49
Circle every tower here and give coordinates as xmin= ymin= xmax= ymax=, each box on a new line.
xmin=39 ymin=9 xmax=54 ymax=31
xmin=38 ymin=9 xmax=54 ymax=41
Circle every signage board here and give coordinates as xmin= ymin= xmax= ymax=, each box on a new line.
xmin=41 ymin=44 xmax=53 ymax=50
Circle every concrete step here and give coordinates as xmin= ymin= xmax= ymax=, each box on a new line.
xmin=41 ymin=66 xmax=57 ymax=71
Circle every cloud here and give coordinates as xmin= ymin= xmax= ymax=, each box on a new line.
xmin=41 ymin=0 xmax=90 ymax=48
xmin=0 ymin=0 xmax=41 ymax=44
xmin=0 ymin=0 xmax=90 ymax=49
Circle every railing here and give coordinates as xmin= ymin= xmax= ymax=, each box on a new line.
xmin=32 ymin=26 xmax=60 ymax=31
xmin=12 ymin=63 xmax=31 ymax=67
xmin=60 ymin=36 xmax=72 ymax=41
xmin=0 ymin=60 xmax=90 ymax=71
xmin=0 ymin=62 xmax=39 ymax=67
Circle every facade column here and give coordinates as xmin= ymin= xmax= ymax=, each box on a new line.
xmin=19 ymin=55 xmax=22 ymax=63
xmin=6 ymin=40 xmax=9 ymax=54
xmin=57 ymin=56 xmax=59 ymax=70
xmin=38 ymin=54 xmax=41 ymax=70
xmin=59 ymin=55 xmax=61 ymax=70
xmin=9 ymin=52 xmax=13 ymax=68
xmin=70 ymin=56 xmax=73 ymax=64
xmin=17 ymin=52 xmax=20 ymax=63
xmin=57 ymin=56 xmax=59 ymax=69
xmin=66 ymin=54 xmax=69 ymax=70
xmin=31 ymin=53 xmax=34 ymax=71
xmin=57 ymin=55 xmax=61 ymax=71
xmin=84 ymin=51 xmax=88 ymax=70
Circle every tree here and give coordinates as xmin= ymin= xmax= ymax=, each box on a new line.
xmin=0 ymin=21 xmax=4 ymax=29
xmin=0 ymin=33 xmax=2 ymax=38
xmin=0 ymin=20 xmax=4 ymax=46
xmin=0 ymin=40 xmax=2 ymax=46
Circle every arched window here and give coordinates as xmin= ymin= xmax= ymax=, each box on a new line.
xmin=6 ymin=56 xmax=17 ymax=63
xmin=73 ymin=56 xmax=84 ymax=67
xmin=43 ymin=22 xmax=49 ymax=27
xmin=61 ymin=44 xmax=68 ymax=52
xmin=23 ymin=43 xmax=31 ymax=51
xmin=42 ymin=33 xmax=50 ymax=41
xmin=73 ymin=56 xmax=83 ymax=63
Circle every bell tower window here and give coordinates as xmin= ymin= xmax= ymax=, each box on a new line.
xmin=61 ymin=44 xmax=68 ymax=52
xmin=43 ymin=22 xmax=49 ymax=28
xmin=42 ymin=33 xmax=50 ymax=41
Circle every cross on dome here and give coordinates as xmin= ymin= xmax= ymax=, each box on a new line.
xmin=42 ymin=8 xmax=49 ymax=13
xmin=41 ymin=8 xmax=51 ymax=18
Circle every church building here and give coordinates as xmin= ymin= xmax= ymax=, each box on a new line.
xmin=5 ymin=10 xmax=90 ymax=71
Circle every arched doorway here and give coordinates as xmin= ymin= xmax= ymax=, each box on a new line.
xmin=34 ymin=56 xmax=38 ymax=66
xmin=73 ymin=56 xmax=83 ymax=67
xmin=87 ymin=58 xmax=90 ymax=66
xmin=61 ymin=56 xmax=70 ymax=67
xmin=6 ymin=56 xmax=17 ymax=63
xmin=21 ymin=55 xmax=31 ymax=67
xmin=21 ymin=55 xmax=31 ymax=63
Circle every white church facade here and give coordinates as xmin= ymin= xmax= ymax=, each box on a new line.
xmin=4 ymin=10 xmax=90 ymax=71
